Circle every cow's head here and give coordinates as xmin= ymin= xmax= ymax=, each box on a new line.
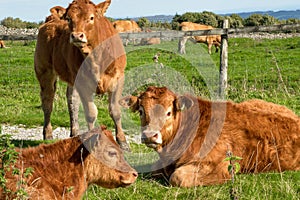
xmin=81 ymin=126 xmax=138 ymax=188
xmin=119 ymin=87 xmax=194 ymax=152
xmin=50 ymin=0 xmax=111 ymax=54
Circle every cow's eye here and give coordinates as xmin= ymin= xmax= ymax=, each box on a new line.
xmin=138 ymin=108 xmax=144 ymax=116
xmin=66 ymin=16 xmax=71 ymax=23
xmin=166 ymin=112 xmax=171 ymax=117
xmin=108 ymin=150 xmax=117 ymax=158
xmin=90 ymin=16 xmax=94 ymax=21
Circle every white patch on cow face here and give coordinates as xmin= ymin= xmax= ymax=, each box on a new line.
xmin=138 ymin=106 xmax=145 ymax=120
xmin=165 ymin=107 xmax=173 ymax=120
xmin=88 ymin=14 xmax=95 ymax=25
xmin=103 ymin=146 xmax=119 ymax=167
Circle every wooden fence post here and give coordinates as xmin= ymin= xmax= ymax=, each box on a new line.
xmin=219 ymin=19 xmax=229 ymax=99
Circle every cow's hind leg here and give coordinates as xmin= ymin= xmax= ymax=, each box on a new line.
xmin=214 ymin=41 xmax=221 ymax=53
xmin=38 ymin=72 xmax=57 ymax=140
xmin=66 ymin=85 xmax=80 ymax=137
xmin=169 ymin=162 xmax=230 ymax=187
xmin=108 ymin=76 xmax=130 ymax=152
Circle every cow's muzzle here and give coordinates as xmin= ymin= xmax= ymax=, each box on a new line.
xmin=141 ymin=130 xmax=162 ymax=148
xmin=70 ymin=32 xmax=88 ymax=46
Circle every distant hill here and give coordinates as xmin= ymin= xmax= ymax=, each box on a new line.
xmin=225 ymin=10 xmax=300 ymax=20
xmin=130 ymin=10 xmax=300 ymax=22
xmin=131 ymin=15 xmax=174 ymax=23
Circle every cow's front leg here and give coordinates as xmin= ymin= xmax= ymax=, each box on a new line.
xmin=108 ymin=76 xmax=130 ymax=152
xmin=169 ymin=162 xmax=230 ymax=187
xmin=178 ymin=37 xmax=188 ymax=54
xmin=207 ymin=43 xmax=213 ymax=54
xmin=76 ymin=84 xmax=98 ymax=131
xmin=66 ymin=85 xmax=80 ymax=137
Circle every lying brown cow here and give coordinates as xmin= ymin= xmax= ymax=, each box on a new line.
xmin=179 ymin=22 xmax=221 ymax=54
xmin=34 ymin=0 xmax=130 ymax=151
xmin=120 ymin=86 xmax=300 ymax=187
xmin=112 ymin=20 xmax=141 ymax=33
xmin=140 ymin=29 xmax=161 ymax=46
xmin=0 ymin=126 xmax=137 ymax=199
xmin=112 ymin=20 xmax=141 ymax=46
xmin=0 ymin=40 xmax=6 ymax=48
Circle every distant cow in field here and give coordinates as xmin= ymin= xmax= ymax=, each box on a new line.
xmin=139 ymin=29 xmax=161 ymax=46
xmin=120 ymin=86 xmax=300 ymax=187
xmin=112 ymin=20 xmax=141 ymax=46
xmin=0 ymin=40 xmax=6 ymax=48
xmin=34 ymin=0 xmax=131 ymax=151
xmin=0 ymin=126 xmax=138 ymax=199
xmin=178 ymin=22 xmax=221 ymax=54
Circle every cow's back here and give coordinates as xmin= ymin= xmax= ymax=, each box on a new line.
xmin=170 ymin=98 xmax=300 ymax=173
xmin=180 ymin=22 xmax=213 ymax=31
xmin=224 ymin=100 xmax=300 ymax=172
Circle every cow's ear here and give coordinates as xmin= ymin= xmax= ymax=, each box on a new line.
xmin=119 ymin=96 xmax=139 ymax=111
xmin=96 ymin=0 xmax=111 ymax=16
xmin=50 ymin=6 xmax=66 ymax=19
xmin=175 ymin=96 xmax=194 ymax=111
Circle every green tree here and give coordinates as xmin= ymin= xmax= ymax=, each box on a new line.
xmin=137 ymin=17 xmax=150 ymax=29
xmin=1 ymin=17 xmax=39 ymax=28
xmin=196 ymin=11 xmax=218 ymax=27
xmin=229 ymin=14 xmax=244 ymax=28
xmin=260 ymin=14 xmax=278 ymax=26
xmin=285 ymin=18 xmax=300 ymax=24
xmin=244 ymin=14 xmax=263 ymax=26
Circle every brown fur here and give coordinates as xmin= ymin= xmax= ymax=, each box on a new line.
xmin=140 ymin=29 xmax=161 ymax=45
xmin=120 ymin=86 xmax=300 ymax=187
xmin=179 ymin=22 xmax=221 ymax=54
xmin=0 ymin=40 xmax=6 ymax=48
xmin=0 ymin=126 xmax=137 ymax=199
xmin=45 ymin=6 xmax=66 ymax=22
xmin=112 ymin=20 xmax=141 ymax=33
xmin=112 ymin=20 xmax=141 ymax=46
xmin=34 ymin=0 xmax=130 ymax=151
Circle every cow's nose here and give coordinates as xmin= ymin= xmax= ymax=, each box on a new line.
xmin=132 ymin=171 xmax=138 ymax=178
xmin=141 ymin=130 xmax=162 ymax=144
xmin=70 ymin=32 xmax=87 ymax=43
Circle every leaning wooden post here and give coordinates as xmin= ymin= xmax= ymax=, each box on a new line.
xmin=219 ymin=19 xmax=229 ymax=99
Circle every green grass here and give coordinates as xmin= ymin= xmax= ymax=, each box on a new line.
xmin=0 ymin=37 xmax=300 ymax=199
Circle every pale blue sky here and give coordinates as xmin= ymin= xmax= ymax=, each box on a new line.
xmin=0 ymin=0 xmax=299 ymax=22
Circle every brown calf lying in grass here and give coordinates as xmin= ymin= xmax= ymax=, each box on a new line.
xmin=120 ymin=86 xmax=300 ymax=187
xmin=0 ymin=126 xmax=137 ymax=199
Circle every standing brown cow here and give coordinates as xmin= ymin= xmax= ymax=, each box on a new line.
xmin=34 ymin=0 xmax=130 ymax=151
xmin=112 ymin=20 xmax=141 ymax=46
xmin=0 ymin=126 xmax=137 ymax=199
xmin=120 ymin=86 xmax=300 ymax=187
xmin=178 ymin=22 xmax=221 ymax=54
xmin=0 ymin=40 xmax=6 ymax=48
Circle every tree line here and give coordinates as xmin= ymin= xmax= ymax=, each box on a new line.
xmin=0 ymin=17 xmax=42 ymax=29
xmin=136 ymin=11 xmax=300 ymax=30
xmin=1 ymin=11 xmax=300 ymax=30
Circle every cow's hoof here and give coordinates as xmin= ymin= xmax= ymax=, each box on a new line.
xmin=119 ymin=141 xmax=131 ymax=152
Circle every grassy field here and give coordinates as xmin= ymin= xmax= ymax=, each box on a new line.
xmin=0 ymin=37 xmax=300 ymax=199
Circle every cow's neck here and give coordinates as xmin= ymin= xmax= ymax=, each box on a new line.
xmin=157 ymin=97 xmax=211 ymax=165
